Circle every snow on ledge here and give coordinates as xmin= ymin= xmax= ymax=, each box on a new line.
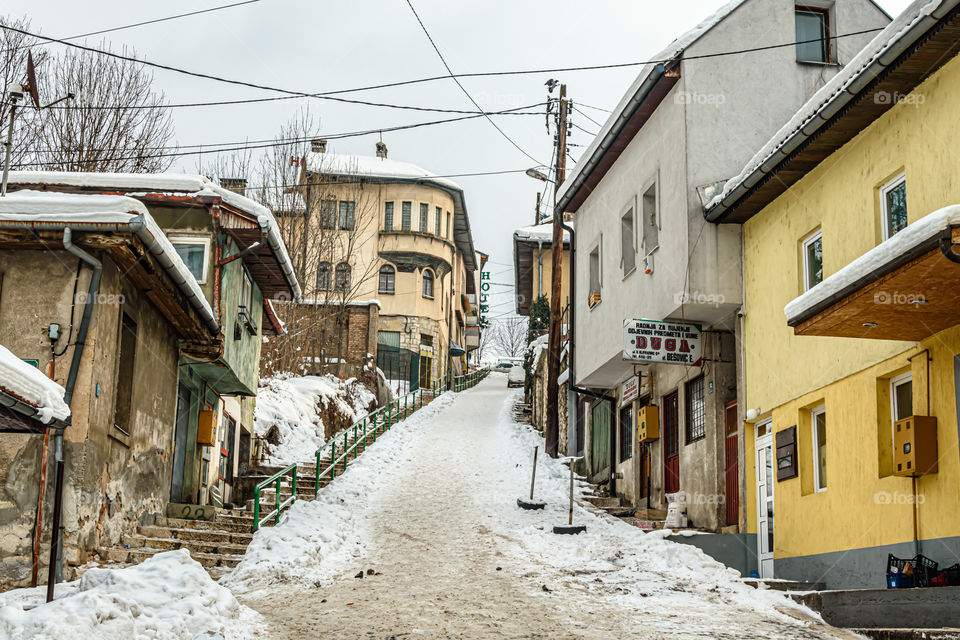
xmin=514 ymin=221 xmax=573 ymax=243
xmin=0 ymin=344 xmax=69 ymax=424
xmin=784 ymin=204 xmax=960 ymax=325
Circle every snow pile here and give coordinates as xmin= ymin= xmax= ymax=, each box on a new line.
xmin=0 ymin=550 xmax=260 ymax=640
xmin=0 ymin=344 xmax=70 ymax=423
xmin=226 ymin=392 xmax=459 ymax=591
xmin=785 ymin=204 xmax=960 ymax=323
xmin=254 ymin=374 xmax=376 ymax=464
xmin=526 ymin=334 xmax=549 ymax=369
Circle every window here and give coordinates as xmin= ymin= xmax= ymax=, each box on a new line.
xmin=239 ymin=269 xmax=252 ymax=312
xmin=446 ymin=211 xmax=451 ymax=238
xmin=384 ymin=202 xmax=394 ymax=230
xmin=802 ymin=230 xmax=823 ymax=291
xmin=685 ymin=376 xmax=706 ymax=443
xmin=171 ymin=238 xmax=210 ymax=284
xmin=435 ymin=207 xmax=442 ymax=235
xmin=619 ymin=404 xmax=633 ymax=462
xmin=640 ymin=183 xmax=658 ymax=257
xmin=891 ymin=372 xmax=913 ymax=424
xmin=401 ymin=202 xmax=412 ymax=231
xmin=316 ymin=262 xmax=332 ymax=291
xmin=422 ymin=269 xmax=434 ymax=299
xmin=421 ymin=333 xmax=433 ymax=347
xmin=334 ymin=262 xmax=351 ymax=292
xmin=588 ymin=244 xmax=601 ymax=307
xmin=796 ymin=7 xmax=830 ymax=63
xmin=812 ymin=405 xmax=827 ymax=491
xmin=320 ymin=200 xmax=337 ymax=229
xmin=114 ymin=311 xmax=138 ymax=435
xmin=339 ymin=200 xmax=355 ymax=230
xmin=419 ymin=203 xmax=428 ymax=232
xmin=881 ymin=173 xmax=908 ymax=240
xmin=621 ymin=206 xmax=636 ymax=276
xmin=378 ymin=264 xmax=395 ymax=294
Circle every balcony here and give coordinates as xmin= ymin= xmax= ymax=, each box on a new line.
xmin=378 ymin=231 xmax=454 ymax=277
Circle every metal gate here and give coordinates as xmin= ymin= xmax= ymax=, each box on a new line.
xmin=590 ymin=400 xmax=611 ymax=483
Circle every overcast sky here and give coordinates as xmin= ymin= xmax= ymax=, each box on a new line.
xmin=7 ymin=0 xmax=914 ymax=321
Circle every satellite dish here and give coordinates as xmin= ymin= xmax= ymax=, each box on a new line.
xmin=24 ymin=52 xmax=41 ymax=110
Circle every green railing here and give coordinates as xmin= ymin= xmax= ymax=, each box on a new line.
xmin=252 ymin=463 xmax=298 ymax=531
xmin=313 ymin=371 xmax=485 ymax=493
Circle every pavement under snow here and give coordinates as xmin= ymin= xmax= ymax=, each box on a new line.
xmin=233 ymin=377 xmax=857 ymax=639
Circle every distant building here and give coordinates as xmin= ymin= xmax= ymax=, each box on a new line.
xmin=512 ymin=222 xmax=571 ymax=317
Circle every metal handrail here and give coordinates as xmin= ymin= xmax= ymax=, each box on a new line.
xmin=252 ymin=462 xmax=298 ymax=531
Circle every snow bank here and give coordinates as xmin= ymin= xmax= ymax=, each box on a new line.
xmin=0 ymin=550 xmax=261 ymax=640
xmin=526 ymin=334 xmax=548 ymax=369
xmin=0 ymin=344 xmax=70 ymax=423
xmin=226 ymin=392 xmax=459 ymax=591
xmin=254 ymin=374 xmax=376 ymax=464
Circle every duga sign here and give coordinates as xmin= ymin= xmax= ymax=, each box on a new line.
xmin=623 ymin=318 xmax=702 ymax=366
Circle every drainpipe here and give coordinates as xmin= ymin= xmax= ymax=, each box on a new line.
xmin=47 ymin=228 xmax=101 ymax=602
xmin=537 ymin=239 xmax=544 ymax=297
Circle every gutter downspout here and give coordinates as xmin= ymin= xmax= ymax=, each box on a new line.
xmin=47 ymin=228 xmax=101 ymax=603
xmin=537 ymin=239 xmax=544 ymax=297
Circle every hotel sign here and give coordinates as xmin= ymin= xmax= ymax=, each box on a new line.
xmin=623 ymin=319 xmax=702 ymax=366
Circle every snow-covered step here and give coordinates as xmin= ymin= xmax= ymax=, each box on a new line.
xmin=583 ymin=495 xmax=620 ymax=509
xmin=155 ymin=517 xmax=253 ymax=534
xmin=136 ymin=525 xmax=253 ymax=546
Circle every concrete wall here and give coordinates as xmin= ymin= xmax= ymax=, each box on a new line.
xmin=0 ymin=250 xmax=180 ymax=588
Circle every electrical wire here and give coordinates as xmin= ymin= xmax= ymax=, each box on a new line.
xmin=575 ymin=101 xmax=612 ymax=114
xmin=403 ymin=0 xmax=543 ymax=166
xmin=572 ymin=106 xmax=604 ymax=129
xmin=0 ymin=23 xmax=885 ymax=101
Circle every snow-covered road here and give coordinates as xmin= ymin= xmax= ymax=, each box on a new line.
xmin=235 ymin=377 xmax=858 ymax=640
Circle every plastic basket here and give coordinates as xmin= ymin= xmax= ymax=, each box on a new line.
xmin=887 ymin=572 xmax=914 ymax=589
xmin=944 ymin=564 xmax=960 ymax=587
xmin=887 ymin=554 xmax=939 ymax=588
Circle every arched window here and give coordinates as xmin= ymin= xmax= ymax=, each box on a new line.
xmin=335 ymin=262 xmax=351 ymax=292
xmin=422 ymin=269 xmax=434 ymax=299
xmin=316 ymin=262 xmax=332 ymax=291
xmin=378 ymin=265 xmax=395 ymax=294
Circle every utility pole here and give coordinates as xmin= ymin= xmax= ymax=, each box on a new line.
xmin=544 ymin=84 xmax=569 ymax=458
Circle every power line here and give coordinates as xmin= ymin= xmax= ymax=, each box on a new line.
xmin=403 ymin=0 xmax=543 ymax=167
xmin=575 ymin=101 xmax=612 ymax=114
xmin=0 ymin=23 xmax=885 ymax=103
xmin=572 ymin=106 xmax=604 ymax=129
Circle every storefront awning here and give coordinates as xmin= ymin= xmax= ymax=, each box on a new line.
xmin=450 ymin=341 xmax=466 ymax=357
xmin=785 ymin=205 xmax=960 ymax=341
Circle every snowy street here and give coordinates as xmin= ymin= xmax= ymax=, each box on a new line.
xmin=230 ymin=378 xmax=856 ymax=639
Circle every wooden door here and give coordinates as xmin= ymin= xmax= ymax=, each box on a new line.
xmin=170 ymin=383 xmax=191 ymax=503
xmin=724 ymin=400 xmax=739 ymax=526
xmin=663 ymin=391 xmax=680 ymax=494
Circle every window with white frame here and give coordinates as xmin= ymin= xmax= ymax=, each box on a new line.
xmin=171 ymin=237 xmax=210 ymax=284
xmin=588 ymin=242 xmax=601 ymax=307
xmin=811 ymin=405 xmax=827 ymax=492
xmin=881 ymin=173 xmax=907 ymax=240
xmin=641 ymin=183 xmax=658 ymax=256
xmin=802 ymin=230 xmax=823 ymax=291
xmin=239 ymin=269 xmax=253 ymax=313
xmin=621 ymin=205 xmax=636 ymax=276
xmin=890 ymin=372 xmax=913 ymax=425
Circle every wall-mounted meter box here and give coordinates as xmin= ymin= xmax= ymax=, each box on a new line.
xmin=637 ymin=405 xmax=660 ymax=442
xmin=893 ymin=416 xmax=938 ymax=477
xmin=197 ymin=410 xmax=217 ymax=446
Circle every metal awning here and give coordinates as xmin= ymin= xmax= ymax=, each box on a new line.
xmin=450 ymin=341 xmax=466 ymax=357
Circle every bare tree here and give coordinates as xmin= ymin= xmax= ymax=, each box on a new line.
xmin=0 ymin=16 xmax=45 ymax=167
xmin=493 ymin=317 xmax=528 ymax=359
xmin=28 ymin=42 xmax=175 ymax=172
xmin=475 ymin=323 xmax=494 ymax=364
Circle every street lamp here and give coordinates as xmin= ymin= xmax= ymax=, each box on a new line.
xmin=525 ymin=167 xmax=553 ymax=183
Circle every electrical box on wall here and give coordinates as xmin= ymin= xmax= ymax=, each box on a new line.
xmin=893 ymin=416 xmax=938 ymax=477
xmin=637 ymin=405 xmax=659 ymax=442
xmin=197 ymin=410 xmax=217 ymax=446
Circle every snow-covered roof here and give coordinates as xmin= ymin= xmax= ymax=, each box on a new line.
xmin=706 ymin=0 xmax=953 ymax=217
xmin=0 ymin=190 xmax=216 ymax=333
xmin=6 ymin=171 xmax=301 ymax=300
xmin=306 ymin=153 xmax=463 ymax=191
xmin=296 ymin=299 xmax=382 ymax=309
xmin=514 ymin=221 xmax=573 ymax=244
xmin=785 ymin=204 xmax=960 ymax=325
xmin=0 ymin=343 xmax=70 ymax=424
xmin=556 ymin=0 xmax=748 ymax=208
xmin=304 ymin=153 xmax=478 ymax=271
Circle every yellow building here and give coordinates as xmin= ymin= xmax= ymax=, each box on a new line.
xmin=705 ymin=3 xmax=960 ymax=588
xmin=297 ymin=142 xmax=481 ymax=390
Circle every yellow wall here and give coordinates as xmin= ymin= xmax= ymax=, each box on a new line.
xmin=742 ymin=55 xmax=960 ymax=557
xmin=531 ymin=245 xmax=571 ymax=311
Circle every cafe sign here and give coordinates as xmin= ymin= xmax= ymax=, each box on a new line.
xmin=623 ymin=318 xmax=702 ymax=366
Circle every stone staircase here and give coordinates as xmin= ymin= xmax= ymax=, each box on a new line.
xmin=97 ymin=399 xmax=432 ymax=579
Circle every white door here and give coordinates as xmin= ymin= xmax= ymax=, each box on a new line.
xmin=755 ymin=422 xmax=774 ymax=578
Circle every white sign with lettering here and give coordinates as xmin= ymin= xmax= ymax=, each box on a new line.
xmin=622 ymin=318 xmax=702 ymax=366
xmin=621 ymin=376 xmax=640 ymax=405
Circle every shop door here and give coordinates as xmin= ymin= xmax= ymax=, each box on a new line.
xmin=419 ymin=355 xmax=432 ymax=390
xmin=590 ymin=400 xmax=611 ymax=483
xmin=724 ymin=400 xmax=739 ymax=526
xmin=755 ymin=422 xmax=775 ymax=578
xmin=170 ymin=383 xmax=191 ymax=503
xmin=663 ymin=391 xmax=680 ymax=494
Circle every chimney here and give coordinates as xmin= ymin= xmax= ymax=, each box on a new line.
xmin=311 ymin=138 xmax=327 ymax=153
xmin=220 ymin=177 xmax=246 ymax=195
xmin=375 ymin=141 xmax=388 ymax=159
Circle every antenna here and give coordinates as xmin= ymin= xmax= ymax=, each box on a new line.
xmin=2 ymin=53 xmax=73 ymax=196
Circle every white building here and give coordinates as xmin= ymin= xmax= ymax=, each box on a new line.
xmin=557 ymin=0 xmax=889 ymax=531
